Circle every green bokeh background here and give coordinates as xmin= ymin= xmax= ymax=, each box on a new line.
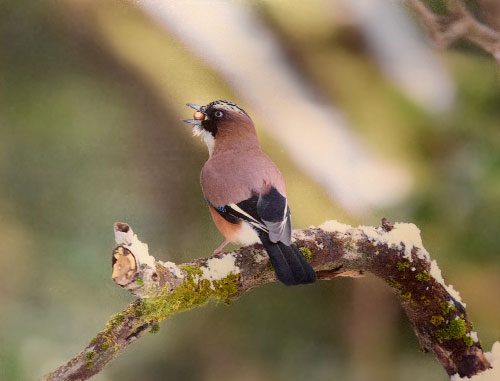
xmin=1 ymin=1 xmax=499 ymax=380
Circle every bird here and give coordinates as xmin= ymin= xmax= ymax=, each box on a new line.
xmin=184 ymin=100 xmax=316 ymax=286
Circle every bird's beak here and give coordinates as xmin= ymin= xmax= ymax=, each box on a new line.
xmin=186 ymin=103 xmax=202 ymax=112
xmin=183 ymin=119 xmax=203 ymax=125
xmin=183 ymin=103 xmax=206 ymax=125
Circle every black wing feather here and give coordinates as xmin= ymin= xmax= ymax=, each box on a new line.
xmin=208 ymin=186 xmax=290 ymax=244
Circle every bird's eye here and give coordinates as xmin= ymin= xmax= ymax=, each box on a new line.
xmin=214 ymin=111 xmax=224 ymax=118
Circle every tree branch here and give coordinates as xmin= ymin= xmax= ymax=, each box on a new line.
xmin=43 ymin=219 xmax=491 ymax=380
xmin=405 ymin=0 xmax=500 ymax=64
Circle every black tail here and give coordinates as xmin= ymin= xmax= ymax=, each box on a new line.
xmin=259 ymin=233 xmax=316 ymax=286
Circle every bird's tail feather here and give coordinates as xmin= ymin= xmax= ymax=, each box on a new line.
xmin=284 ymin=242 xmax=317 ymax=284
xmin=259 ymin=233 xmax=316 ymax=286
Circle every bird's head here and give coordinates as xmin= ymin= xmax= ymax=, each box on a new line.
xmin=184 ymin=100 xmax=257 ymax=155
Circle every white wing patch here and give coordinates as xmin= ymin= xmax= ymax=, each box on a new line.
xmin=279 ymin=199 xmax=288 ymax=236
xmin=229 ymin=203 xmax=269 ymax=233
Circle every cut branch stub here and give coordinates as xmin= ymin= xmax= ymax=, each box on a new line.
xmin=111 ymin=222 xmax=181 ymax=297
xmin=112 ymin=246 xmax=137 ymax=286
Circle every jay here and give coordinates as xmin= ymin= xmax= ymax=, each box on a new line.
xmin=184 ymin=100 xmax=316 ymax=286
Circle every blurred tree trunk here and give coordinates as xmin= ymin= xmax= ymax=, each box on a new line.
xmin=345 ymin=277 xmax=399 ymax=381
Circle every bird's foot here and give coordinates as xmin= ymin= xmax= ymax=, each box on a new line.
xmin=212 ymin=240 xmax=230 ymax=258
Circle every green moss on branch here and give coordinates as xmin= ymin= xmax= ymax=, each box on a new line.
xmin=434 ymin=318 xmax=468 ymax=343
xmin=136 ymin=267 xmax=240 ymax=323
xmin=299 ymin=247 xmax=313 ymax=261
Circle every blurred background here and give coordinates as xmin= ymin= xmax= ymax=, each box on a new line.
xmin=1 ymin=0 xmax=499 ymax=380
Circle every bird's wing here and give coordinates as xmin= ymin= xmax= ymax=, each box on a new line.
xmin=256 ymin=186 xmax=292 ymax=245
xmin=209 ymin=186 xmax=292 ymax=245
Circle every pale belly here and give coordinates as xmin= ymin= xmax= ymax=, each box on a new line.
xmin=234 ymin=220 xmax=260 ymax=245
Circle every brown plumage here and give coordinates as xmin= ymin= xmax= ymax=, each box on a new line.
xmin=201 ymin=149 xmax=286 ymax=207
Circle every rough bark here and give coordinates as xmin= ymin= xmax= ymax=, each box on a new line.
xmin=43 ymin=219 xmax=491 ymax=380
xmin=405 ymin=0 xmax=500 ymax=64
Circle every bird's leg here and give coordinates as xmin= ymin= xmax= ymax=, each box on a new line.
xmin=213 ymin=240 xmax=230 ymax=257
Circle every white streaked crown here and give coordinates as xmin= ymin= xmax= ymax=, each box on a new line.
xmin=203 ymin=100 xmax=248 ymax=116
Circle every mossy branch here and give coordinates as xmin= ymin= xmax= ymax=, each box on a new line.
xmin=43 ymin=219 xmax=491 ymax=380
xmin=405 ymin=0 xmax=500 ymax=65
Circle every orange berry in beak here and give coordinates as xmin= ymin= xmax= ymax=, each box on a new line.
xmin=193 ymin=111 xmax=205 ymax=120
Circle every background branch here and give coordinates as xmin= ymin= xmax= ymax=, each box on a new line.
xmin=44 ymin=220 xmax=492 ymax=380
xmin=405 ymin=0 xmax=500 ymax=64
